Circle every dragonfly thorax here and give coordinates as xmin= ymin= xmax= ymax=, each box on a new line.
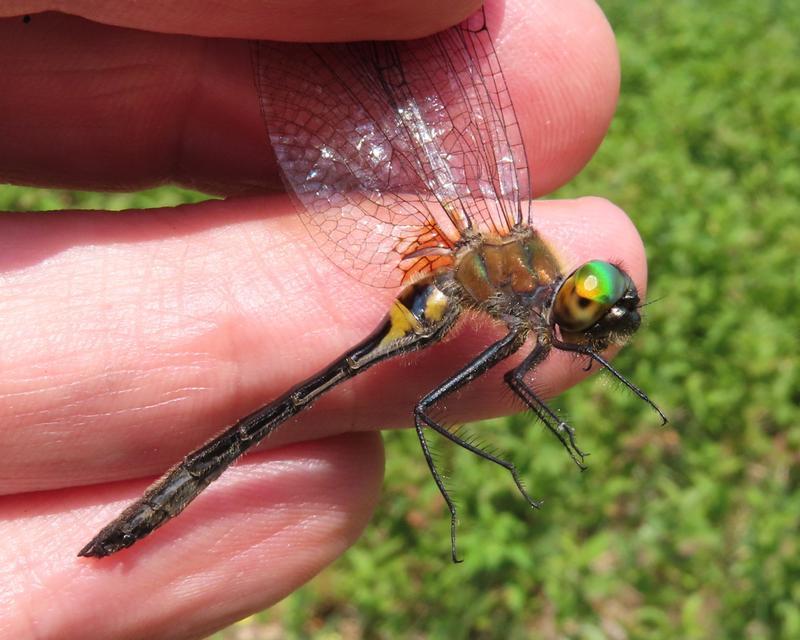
xmin=452 ymin=228 xmax=563 ymax=308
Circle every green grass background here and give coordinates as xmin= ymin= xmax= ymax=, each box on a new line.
xmin=3 ymin=1 xmax=799 ymax=638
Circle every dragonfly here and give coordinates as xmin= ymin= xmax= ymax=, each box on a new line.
xmin=79 ymin=8 xmax=665 ymax=561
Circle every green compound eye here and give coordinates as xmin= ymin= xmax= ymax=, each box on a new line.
xmin=574 ymin=261 xmax=626 ymax=305
xmin=554 ymin=261 xmax=630 ymax=332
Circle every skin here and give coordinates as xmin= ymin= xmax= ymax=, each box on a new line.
xmin=0 ymin=1 xmax=641 ymax=638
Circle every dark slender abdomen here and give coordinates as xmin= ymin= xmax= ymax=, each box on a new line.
xmin=79 ymin=277 xmax=460 ymax=557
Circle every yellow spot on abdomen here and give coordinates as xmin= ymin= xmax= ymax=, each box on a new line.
xmin=379 ymin=300 xmax=422 ymax=347
xmin=424 ymin=288 xmax=449 ymax=322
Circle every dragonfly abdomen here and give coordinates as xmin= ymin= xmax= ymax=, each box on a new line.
xmin=79 ymin=279 xmax=461 ymax=558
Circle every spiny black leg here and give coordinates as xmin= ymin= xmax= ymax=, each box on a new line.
xmin=508 ymin=377 xmax=589 ymax=469
xmin=552 ymin=338 xmax=668 ymax=425
xmin=422 ymin=418 xmax=542 ymax=510
xmin=413 ymin=326 xmax=528 ymax=563
xmin=414 ymin=422 xmax=462 ymax=563
xmin=504 ymin=342 xmax=588 ymax=469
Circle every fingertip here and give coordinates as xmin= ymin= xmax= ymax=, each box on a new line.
xmin=7 ymin=0 xmax=481 ymax=40
xmin=3 ymin=433 xmax=384 ymax=638
xmin=0 ymin=1 xmax=621 ymax=194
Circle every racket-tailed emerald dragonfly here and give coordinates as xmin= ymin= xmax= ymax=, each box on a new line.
xmin=79 ymin=8 xmax=665 ymax=561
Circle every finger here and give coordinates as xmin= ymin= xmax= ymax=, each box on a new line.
xmin=2 ymin=0 xmax=480 ymax=40
xmin=0 ymin=432 xmax=384 ymax=640
xmin=0 ymin=195 xmax=645 ymax=493
xmin=0 ymin=0 xmax=618 ymax=196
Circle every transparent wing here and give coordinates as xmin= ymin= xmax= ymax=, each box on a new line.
xmin=253 ymin=9 xmax=531 ymax=288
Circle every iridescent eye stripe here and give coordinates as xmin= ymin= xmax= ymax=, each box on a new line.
xmin=575 ymin=260 xmax=625 ymax=304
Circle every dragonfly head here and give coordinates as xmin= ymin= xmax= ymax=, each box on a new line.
xmin=552 ymin=260 xmax=641 ymax=349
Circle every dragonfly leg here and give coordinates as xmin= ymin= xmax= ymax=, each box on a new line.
xmin=413 ymin=325 xmax=531 ymax=563
xmin=413 ymin=422 xmax=462 ymax=564
xmin=551 ymin=338 xmax=668 ymax=425
xmin=504 ymin=341 xmax=589 ymax=469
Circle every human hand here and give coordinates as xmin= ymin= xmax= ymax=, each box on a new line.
xmin=0 ymin=1 xmax=638 ymax=638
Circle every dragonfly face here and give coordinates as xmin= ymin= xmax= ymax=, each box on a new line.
xmin=79 ymin=9 xmax=664 ymax=561
xmin=553 ymin=260 xmax=642 ymax=350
